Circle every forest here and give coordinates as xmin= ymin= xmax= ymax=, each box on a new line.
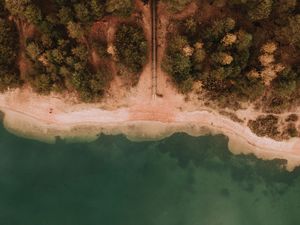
xmin=0 ymin=0 xmax=147 ymax=101
xmin=163 ymin=0 xmax=300 ymax=112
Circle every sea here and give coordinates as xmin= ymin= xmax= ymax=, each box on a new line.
xmin=0 ymin=123 xmax=300 ymax=225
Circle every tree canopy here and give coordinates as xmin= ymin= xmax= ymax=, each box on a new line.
xmin=163 ymin=0 xmax=300 ymax=109
xmin=115 ymin=23 xmax=147 ymax=73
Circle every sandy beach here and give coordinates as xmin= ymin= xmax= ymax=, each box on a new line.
xmin=1 ymin=84 xmax=300 ymax=171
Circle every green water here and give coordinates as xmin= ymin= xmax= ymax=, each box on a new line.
xmin=0 ymin=125 xmax=300 ymax=225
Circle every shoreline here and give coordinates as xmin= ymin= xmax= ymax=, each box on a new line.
xmin=1 ymin=91 xmax=300 ymax=171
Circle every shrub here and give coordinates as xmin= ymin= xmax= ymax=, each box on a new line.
xmin=248 ymin=115 xmax=280 ymax=139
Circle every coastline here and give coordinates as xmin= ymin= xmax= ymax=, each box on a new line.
xmin=1 ymin=88 xmax=300 ymax=171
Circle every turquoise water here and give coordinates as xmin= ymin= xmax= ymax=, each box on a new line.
xmin=0 ymin=124 xmax=300 ymax=225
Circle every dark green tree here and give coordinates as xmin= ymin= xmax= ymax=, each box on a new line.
xmin=106 ymin=0 xmax=133 ymax=17
xmin=115 ymin=23 xmax=147 ymax=73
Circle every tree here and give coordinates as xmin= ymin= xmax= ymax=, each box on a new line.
xmin=5 ymin=0 xmax=42 ymax=24
xmin=41 ymin=34 xmax=53 ymax=48
xmin=161 ymin=0 xmax=192 ymax=12
xmin=115 ymin=23 xmax=147 ymax=73
xmin=72 ymin=45 xmax=88 ymax=61
xmin=165 ymin=52 xmax=191 ymax=80
xmin=274 ymin=0 xmax=296 ymax=15
xmin=48 ymin=48 xmax=65 ymax=65
xmin=272 ymin=67 xmax=298 ymax=98
xmin=31 ymin=73 xmax=52 ymax=93
xmin=192 ymin=47 xmax=206 ymax=73
xmin=26 ymin=42 xmax=43 ymax=60
xmin=193 ymin=48 xmax=206 ymax=64
xmin=70 ymin=66 xmax=111 ymax=101
xmin=247 ymin=0 xmax=273 ymax=21
xmin=204 ymin=17 xmax=235 ymax=40
xmin=212 ymin=52 xmax=234 ymax=65
xmin=276 ymin=15 xmax=300 ymax=48
xmin=0 ymin=19 xmax=18 ymax=65
xmin=234 ymin=49 xmax=249 ymax=69
xmin=57 ymin=6 xmax=73 ymax=24
xmin=67 ymin=21 xmax=85 ymax=39
xmin=168 ymin=35 xmax=189 ymax=54
xmin=0 ymin=18 xmax=20 ymax=91
xmin=163 ymin=35 xmax=192 ymax=88
xmin=106 ymin=0 xmax=133 ymax=17
xmin=5 ymin=0 xmax=30 ymax=17
xmin=74 ymin=3 xmax=91 ymax=22
xmin=89 ymin=68 xmax=111 ymax=97
xmin=24 ymin=4 xmax=42 ymax=24
xmin=0 ymin=68 xmax=21 ymax=91
xmin=236 ymin=30 xmax=252 ymax=51
xmin=227 ymin=0 xmax=248 ymax=4
xmin=90 ymin=0 xmax=104 ymax=19
xmin=0 ymin=0 xmax=6 ymax=17
xmin=182 ymin=17 xmax=197 ymax=36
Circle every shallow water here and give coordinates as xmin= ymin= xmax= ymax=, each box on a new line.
xmin=0 ymin=124 xmax=300 ymax=225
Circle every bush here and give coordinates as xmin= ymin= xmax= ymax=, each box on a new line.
xmin=248 ymin=115 xmax=280 ymax=139
xmin=285 ymin=114 xmax=298 ymax=122
xmin=285 ymin=123 xmax=298 ymax=138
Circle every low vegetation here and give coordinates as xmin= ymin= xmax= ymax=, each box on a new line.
xmin=285 ymin=114 xmax=298 ymax=122
xmin=248 ymin=113 xmax=299 ymax=139
xmin=284 ymin=123 xmax=298 ymax=138
xmin=248 ymin=115 xmax=280 ymax=139
xmin=219 ymin=110 xmax=244 ymax=123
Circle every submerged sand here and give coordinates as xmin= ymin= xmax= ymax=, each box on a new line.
xmin=1 ymin=87 xmax=300 ymax=172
